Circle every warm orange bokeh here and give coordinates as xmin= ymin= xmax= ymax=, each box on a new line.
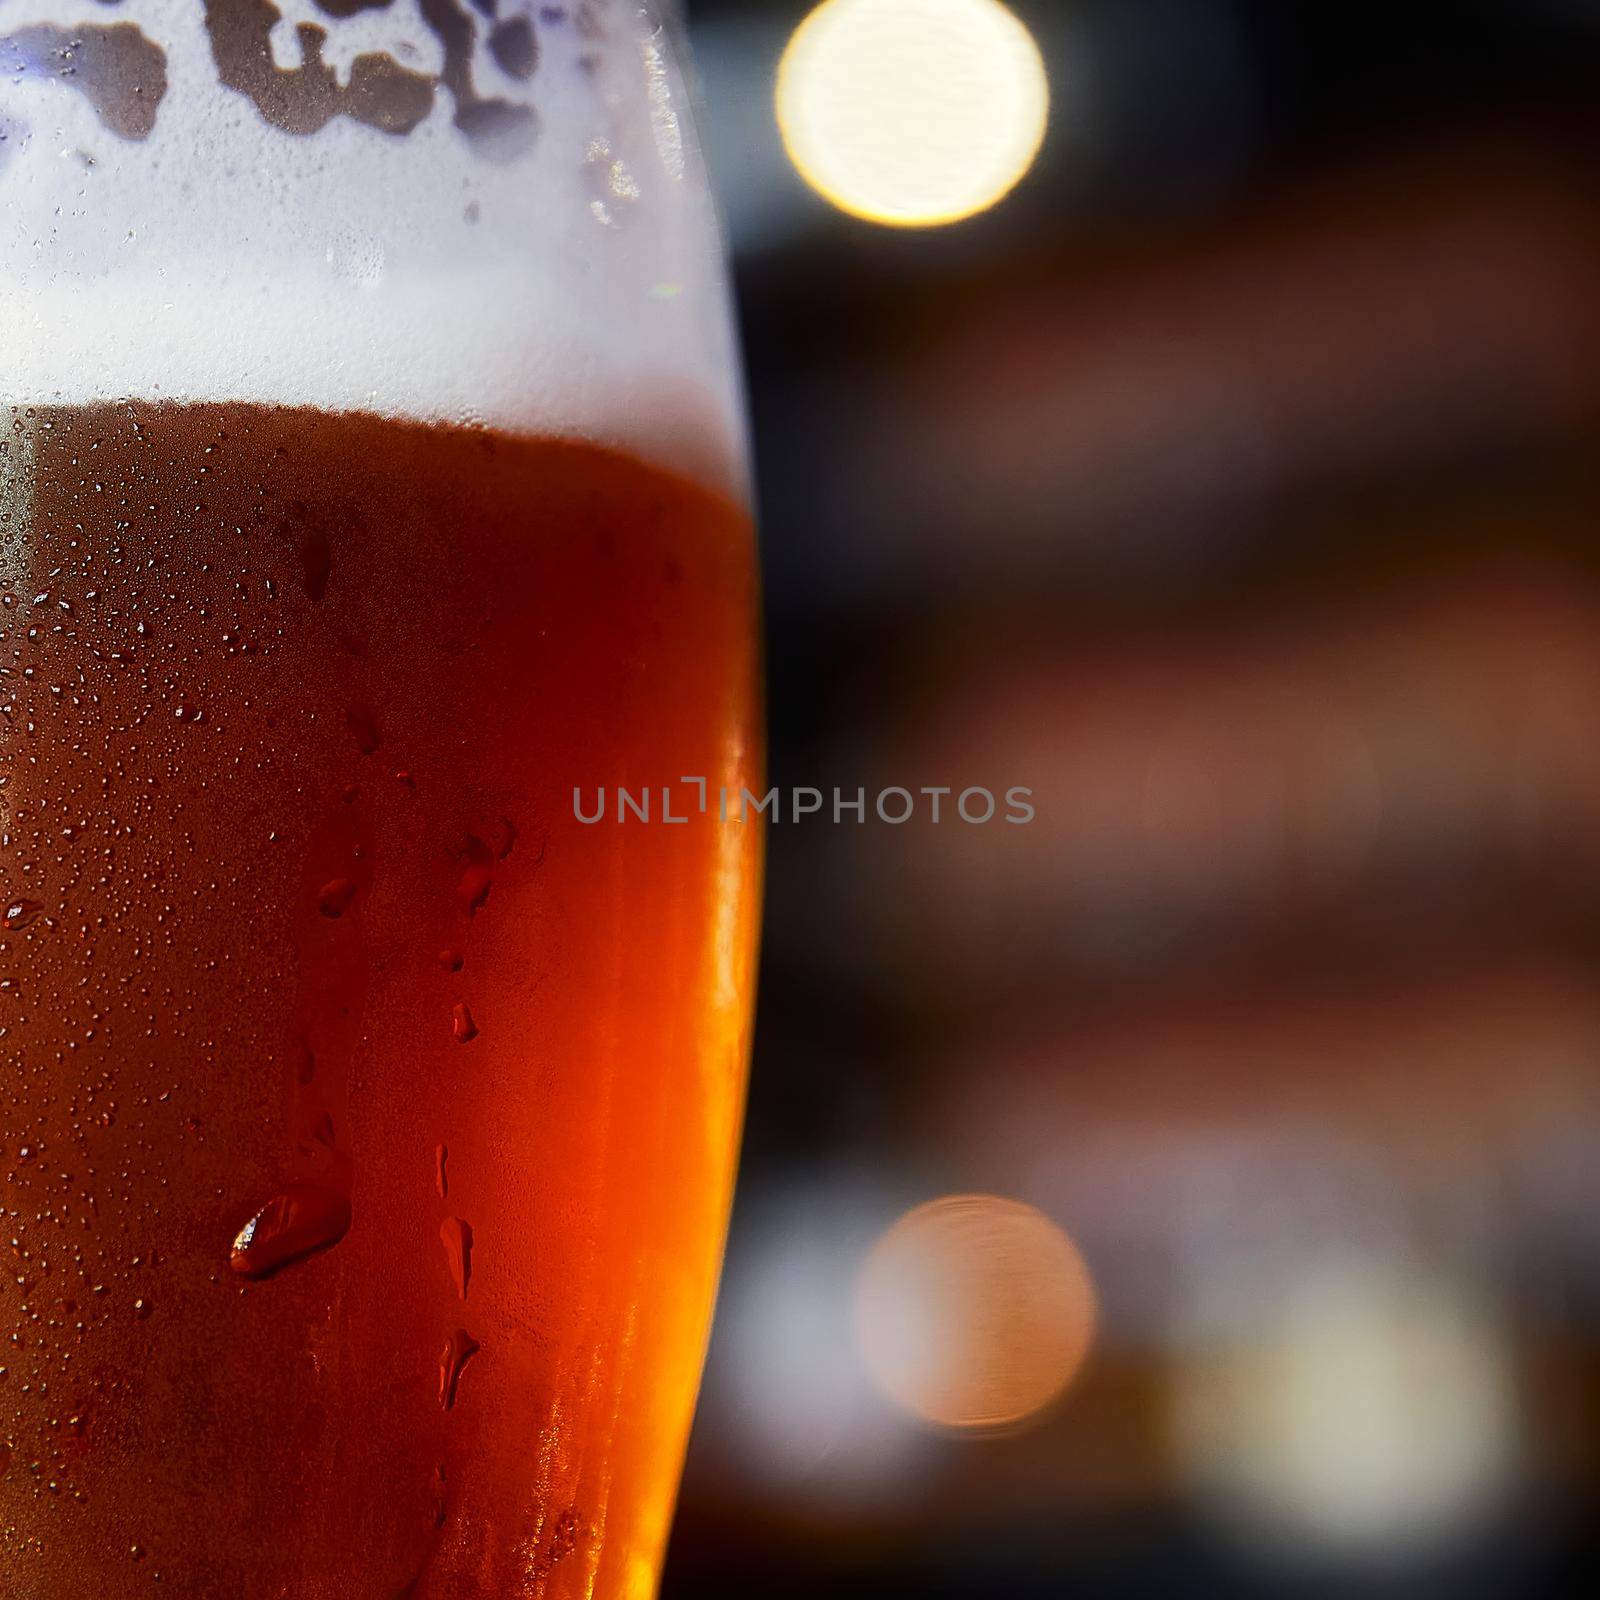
xmin=856 ymin=1195 xmax=1096 ymax=1430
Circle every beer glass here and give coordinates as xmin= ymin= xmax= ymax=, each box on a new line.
xmin=0 ymin=3 xmax=760 ymax=1594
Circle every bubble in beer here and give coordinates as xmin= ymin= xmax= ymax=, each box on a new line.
xmin=440 ymin=1218 xmax=473 ymax=1301
xmin=318 ymin=878 xmax=358 ymax=919
xmin=229 ymin=1183 xmax=353 ymax=1278
xmin=451 ymin=1002 xmax=479 ymax=1044
xmin=438 ymin=1328 xmax=480 ymax=1411
xmin=325 ymin=230 xmax=387 ymax=291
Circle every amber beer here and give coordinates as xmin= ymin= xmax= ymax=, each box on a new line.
xmin=0 ymin=402 xmax=760 ymax=1594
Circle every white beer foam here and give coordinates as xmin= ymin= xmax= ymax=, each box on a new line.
xmin=0 ymin=0 xmax=747 ymax=499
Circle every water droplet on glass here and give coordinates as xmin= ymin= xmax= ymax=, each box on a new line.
xmin=319 ymin=878 xmax=358 ymax=918
xmin=438 ymin=948 xmax=463 ymax=973
xmin=438 ymin=1328 xmax=479 ymax=1411
xmin=491 ymin=816 xmax=518 ymax=859
xmin=345 ymin=706 xmax=380 ymax=756
xmin=440 ymin=1217 xmax=473 ymax=1300
xmin=298 ymin=530 xmax=332 ymax=602
xmin=4 ymin=898 xmax=43 ymax=931
xmin=435 ymin=1144 xmax=449 ymax=1199
xmin=230 ymin=1182 xmax=352 ymax=1278
xmin=456 ymin=863 xmax=492 ymax=918
xmin=451 ymin=1002 xmax=478 ymax=1045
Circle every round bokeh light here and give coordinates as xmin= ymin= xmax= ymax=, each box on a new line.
xmin=776 ymin=0 xmax=1051 ymax=228
xmin=855 ymin=1194 xmax=1095 ymax=1429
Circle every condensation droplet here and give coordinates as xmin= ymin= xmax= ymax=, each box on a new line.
xmin=298 ymin=530 xmax=332 ymax=601
xmin=4 ymin=898 xmax=43 ymax=930
xmin=318 ymin=878 xmax=358 ymax=918
xmin=440 ymin=1217 xmax=473 ymax=1300
xmin=438 ymin=948 xmax=463 ymax=973
xmin=345 ymin=706 xmax=380 ymax=755
xmin=435 ymin=1144 xmax=449 ymax=1199
xmin=451 ymin=1002 xmax=478 ymax=1044
xmin=230 ymin=1182 xmax=352 ymax=1278
xmin=438 ymin=1328 xmax=479 ymax=1411
xmin=456 ymin=862 xmax=492 ymax=918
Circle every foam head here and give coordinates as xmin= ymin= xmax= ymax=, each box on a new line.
xmin=0 ymin=0 xmax=744 ymax=495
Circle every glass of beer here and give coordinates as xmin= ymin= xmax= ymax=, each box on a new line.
xmin=0 ymin=3 xmax=760 ymax=1594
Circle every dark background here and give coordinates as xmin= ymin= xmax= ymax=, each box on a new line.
xmin=662 ymin=3 xmax=1600 ymax=1595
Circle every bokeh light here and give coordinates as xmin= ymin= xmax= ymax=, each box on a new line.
xmin=776 ymin=0 xmax=1051 ymax=228
xmin=1177 ymin=1262 xmax=1518 ymax=1556
xmin=855 ymin=1195 xmax=1096 ymax=1429
xmin=713 ymin=1182 xmax=929 ymax=1504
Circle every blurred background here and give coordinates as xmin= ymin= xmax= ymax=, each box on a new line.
xmin=662 ymin=2 xmax=1600 ymax=1595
